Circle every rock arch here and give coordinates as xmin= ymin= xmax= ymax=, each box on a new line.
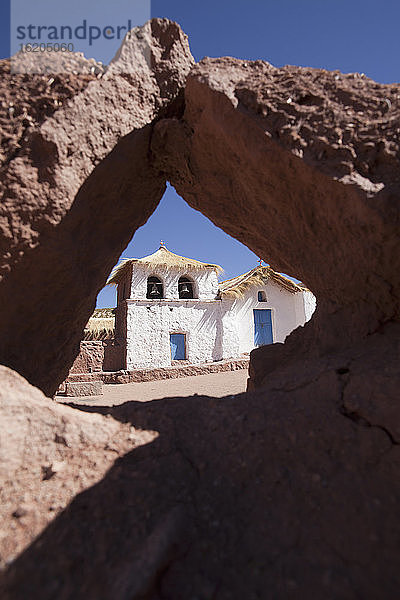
xmin=0 ymin=19 xmax=192 ymax=395
xmin=0 ymin=20 xmax=399 ymax=398
xmin=1 ymin=18 xmax=400 ymax=599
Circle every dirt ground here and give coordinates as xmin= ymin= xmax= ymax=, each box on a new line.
xmin=62 ymin=369 xmax=249 ymax=406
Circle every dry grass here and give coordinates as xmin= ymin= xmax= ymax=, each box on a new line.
xmin=83 ymin=315 xmax=115 ymax=341
xmin=220 ymin=266 xmax=305 ymax=297
xmin=91 ymin=308 xmax=115 ymax=319
xmin=107 ymin=245 xmax=223 ymax=286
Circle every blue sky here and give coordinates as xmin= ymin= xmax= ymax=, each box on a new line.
xmin=2 ymin=1 xmax=399 ymax=307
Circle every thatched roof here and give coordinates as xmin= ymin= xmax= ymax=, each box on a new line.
xmin=107 ymin=245 xmax=223 ymax=286
xmin=83 ymin=308 xmax=115 ymax=341
xmin=219 ymin=266 xmax=305 ymax=298
xmin=91 ymin=308 xmax=115 ymax=318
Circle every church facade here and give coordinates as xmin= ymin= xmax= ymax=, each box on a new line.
xmin=108 ymin=245 xmax=316 ymax=370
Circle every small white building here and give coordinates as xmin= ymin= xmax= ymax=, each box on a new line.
xmin=108 ymin=245 xmax=316 ymax=370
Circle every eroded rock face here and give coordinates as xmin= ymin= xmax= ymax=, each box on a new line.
xmin=0 ymin=365 xmax=157 ymax=569
xmin=1 ymin=325 xmax=400 ymax=598
xmin=1 ymin=23 xmax=400 ymax=599
xmin=2 ymin=28 xmax=400 ymax=394
xmin=0 ymin=19 xmax=194 ymax=395
xmin=152 ymin=57 xmax=400 ymax=383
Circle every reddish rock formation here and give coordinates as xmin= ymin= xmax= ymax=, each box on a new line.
xmin=152 ymin=57 xmax=400 ymax=384
xmin=1 ymin=325 xmax=400 ymax=598
xmin=2 ymin=28 xmax=399 ymax=395
xmin=1 ymin=18 xmax=400 ymax=600
xmin=0 ymin=365 xmax=157 ymax=570
xmin=0 ymin=19 xmax=194 ymax=396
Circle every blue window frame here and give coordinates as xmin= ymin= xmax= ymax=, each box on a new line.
xmin=170 ymin=333 xmax=186 ymax=360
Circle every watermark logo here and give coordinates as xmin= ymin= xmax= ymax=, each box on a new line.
xmin=11 ymin=0 xmax=151 ymax=74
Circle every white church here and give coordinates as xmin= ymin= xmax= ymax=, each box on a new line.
xmin=108 ymin=244 xmax=316 ymax=370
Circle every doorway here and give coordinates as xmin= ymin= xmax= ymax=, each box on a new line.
xmin=253 ymin=309 xmax=273 ymax=346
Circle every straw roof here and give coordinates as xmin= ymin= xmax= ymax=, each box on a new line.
xmin=219 ymin=266 xmax=305 ymax=298
xmin=83 ymin=308 xmax=115 ymax=341
xmin=91 ymin=308 xmax=115 ymax=318
xmin=107 ymin=245 xmax=223 ymax=286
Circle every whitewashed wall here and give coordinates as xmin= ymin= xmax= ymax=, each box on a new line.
xmin=128 ymin=265 xmax=219 ymax=300
xmin=231 ymin=281 xmax=316 ymax=354
xmin=303 ymin=290 xmax=317 ymax=322
xmin=125 ymin=299 xmax=229 ymax=369
xmin=221 ymin=298 xmax=240 ymax=359
xmin=118 ymin=265 xmax=316 ymax=369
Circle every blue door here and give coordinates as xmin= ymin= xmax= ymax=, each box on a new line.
xmin=170 ymin=333 xmax=186 ymax=360
xmin=253 ymin=309 xmax=273 ymax=346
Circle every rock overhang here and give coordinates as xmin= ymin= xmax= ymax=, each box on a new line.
xmin=0 ymin=17 xmax=398 ymax=393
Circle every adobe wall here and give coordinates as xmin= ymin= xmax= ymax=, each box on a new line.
xmin=128 ymin=264 xmax=219 ymax=300
xmin=69 ymin=341 xmax=105 ymax=374
xmin=69 ymin=340 xmax=124 ymax=375
xmin=232 ymin=281 xmax=314 ymax=354
xmin=125 ymin=299 xmax=230 ymax=369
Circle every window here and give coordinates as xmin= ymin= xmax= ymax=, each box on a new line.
xmin=178 ymin=276 xmax=195 ymax=299
xmin=170 ymin=333 xmax=186 ymax=360
xmin=146 ymin=276 xmax=164 ymax=299
xmin=258 ymin=290 xmax=267 ymax=302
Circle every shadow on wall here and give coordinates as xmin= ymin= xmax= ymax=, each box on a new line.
xmin=192 ymin=302 xmax=224 ymax=361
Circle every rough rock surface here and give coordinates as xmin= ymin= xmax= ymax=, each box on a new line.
xmin=152 ymin=57 xmax=400 ymax=383
xmin=0 ymin=365 xmax=157 ymax=570
xmin=2 ymin=31 xmax=400 ymax=394
xmin=1 ymin=324 xmax=400 ymax=599
xmin=1 ymin=19 xmax=400 ymax=600
xmin=64 ymin=380 xmax=103 ymax=396
xmin=69 ymin=340 xmax=106 ymax=374
xmin=0 ymin=19 xmax=194 ymax=395
xmin=68 ymin=340 xmax=124 ymax=375
xmin=66 ymin=356 xmax=250 ymax=384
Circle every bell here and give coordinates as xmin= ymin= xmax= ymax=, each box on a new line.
xmin=181 ymin=283 xmax=190 ymax=294
xmin=150 ymin=283 xmax=158 ymax=295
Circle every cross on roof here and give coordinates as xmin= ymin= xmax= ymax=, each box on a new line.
xmin=258 ymin=257 xmax=263 ymax=267
xmin=160 ymin=240 xmax=165 ymax=247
